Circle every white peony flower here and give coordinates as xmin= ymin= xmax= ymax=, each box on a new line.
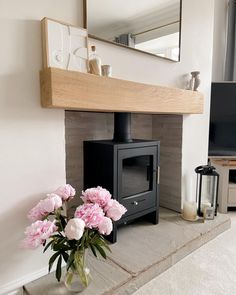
xmin=65 ymin=218 xmax=85 ymax=240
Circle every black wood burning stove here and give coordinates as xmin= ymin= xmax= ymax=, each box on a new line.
xmin=84 ymin=113 xmax=160 ymax=243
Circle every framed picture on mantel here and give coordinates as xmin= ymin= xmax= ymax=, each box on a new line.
xmin=41 ymin=17 xmax=89 ymax=73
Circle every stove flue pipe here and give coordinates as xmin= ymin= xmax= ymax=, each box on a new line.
xmin=113 ymin=112 xmax=132 ymax=143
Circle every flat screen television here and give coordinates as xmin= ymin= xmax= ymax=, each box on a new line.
xmin=209 ymin=82 xmax=236 ymax=156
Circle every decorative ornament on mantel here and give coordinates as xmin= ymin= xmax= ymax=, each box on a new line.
xmin=22 ymin=185 xmax=126 ymax=292
xmin=102 ymin=64 xmax=112 ymax=77
xmin=89 ymin=45 xmax=102 ymax=76
xmin=189 ymin=71 xmax=201 ymax=91
xmin=41 ymin=18 xmax=89 ymax=73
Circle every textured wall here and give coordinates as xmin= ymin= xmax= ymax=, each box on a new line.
xmin=65 ymin=112 xmax=153 ymax=208
xmin=152 ymin=115 xmax=183 ymax=211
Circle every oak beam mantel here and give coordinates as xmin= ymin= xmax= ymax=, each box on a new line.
xmin=40 ymin=67 xmax=204 ymax=114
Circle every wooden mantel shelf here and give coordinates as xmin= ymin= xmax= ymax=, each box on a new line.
xmin=40 ymin=67 xmax=204 ymax=114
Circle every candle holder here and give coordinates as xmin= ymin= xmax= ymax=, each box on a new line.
xmin=182 ymin=201 xmax=198 ymax=221
xmin=101 ymin=65 xmax=112 ymax=77
xmin=181 ymin=176 xmax=198 ymax=221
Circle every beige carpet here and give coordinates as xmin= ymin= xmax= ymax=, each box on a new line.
xmin=133 ymin=212 xmax=236 ymax=295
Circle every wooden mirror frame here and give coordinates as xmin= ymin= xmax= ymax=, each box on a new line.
xmin=83 ymin=0 xmax=182 ymax=62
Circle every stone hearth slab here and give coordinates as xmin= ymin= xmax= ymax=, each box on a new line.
xmin=160 ymin=207 xmax=229 ymax=235
xmin=24 ymin=208 xmax=230 ymax=295
xmin=108 ymin=218 xmax=199 ymax=275
xmin=24 ymin=255 xmax=131 ymax=295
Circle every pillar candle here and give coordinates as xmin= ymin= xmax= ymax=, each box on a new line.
xmin=182 ymin=201 xmax=197 ymax=221
xmin=201 ymin=201 xmax=211 ymax=214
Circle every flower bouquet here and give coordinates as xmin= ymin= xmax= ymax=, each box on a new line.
xmin=22 ymin=185 xmax=127 ymax=292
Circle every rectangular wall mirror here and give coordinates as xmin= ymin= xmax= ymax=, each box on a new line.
xmin=84 ymin=0 xmax=182 ymax=62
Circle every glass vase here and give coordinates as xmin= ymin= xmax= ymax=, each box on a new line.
xmin=64 ymin=249 xmax=91 ymax=292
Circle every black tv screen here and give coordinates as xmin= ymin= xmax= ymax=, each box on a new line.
xmin=209 ymin=82 xmax=236 ymax=156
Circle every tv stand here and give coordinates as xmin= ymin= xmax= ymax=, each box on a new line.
xmin=210 ymin=158 xmax=236 ymax=213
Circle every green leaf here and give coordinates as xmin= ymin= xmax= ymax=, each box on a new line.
xmin=43 ymin=240 xmax=54 ymax=253
xmin=62 ymin=251 xmax=69 ymax=263
xmin=98 ymin=238 xmax=112 ymax=252
xmin=66 ymin=250 xmax=75 ymax=271
xmin=90 ymin=232 xmax=100 ymax=244
xmin=48 ymin=252 xmax=60 ymax=273
xmin=51 ymin=234 xmax=62 ymax=238
xmin=67 ymin=239 xmax=77 ymax=249
xmin=59 ymin=215 xmax=67 ymax=229
xmin=89 ymin=244 xmax=97 ymax=257
xmin=79 ymin=229 xmax=88 ymax=249
xmin=52 ymin=237 xmax=67 ymax=251
xmin=94 ymin=244 xmax=107 ymax=259
xmin=56 ymin=255 xmax=62 ymax=282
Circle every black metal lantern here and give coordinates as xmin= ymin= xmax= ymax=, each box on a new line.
xmin=195 ymin=165 xmax=219 ymax=218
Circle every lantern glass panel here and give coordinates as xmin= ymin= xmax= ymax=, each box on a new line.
xmin=198 ymin=175 xmax=218 ymax=214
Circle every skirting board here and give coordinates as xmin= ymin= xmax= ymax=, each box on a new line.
xmin=0 ymin=263 xmax=65 ymax=295
xmin=3 ymin=289 xmax=23 ymax=295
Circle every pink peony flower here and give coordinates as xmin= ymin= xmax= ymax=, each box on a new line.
xmin=44 ymin=193 xmax=62 ymax=212
xmin=74 ymin=203 xmax=104 ymax=229
xmin=27 ymin=204 xmax=45 ymax=221
xmin=22 ymin=220 xmax=57 ymax=249
xmin=54 ymin=184 xmax=76 ymax=201
xmin=98 ymin=217 xmax=113 ymax=235
xmin=104 ymin=199 xmax=127 ymax=221
xmin=81 ymin=186 xmax=111 ymax=208
xmin=65 ymin=218 xmax=85 ymax=240
xmin=28 ymin=194 xmax=62 ymax=222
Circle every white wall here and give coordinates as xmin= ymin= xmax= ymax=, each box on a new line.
xmin=181 ymin=0 xmax=215 ymax=203
xmin=0 ymin=0 xmax=215 ymax=292
xmin=0 ymin=0 xmax=82 ymax=293
xmin=212 ymin=0 xmax=228 ymax=82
